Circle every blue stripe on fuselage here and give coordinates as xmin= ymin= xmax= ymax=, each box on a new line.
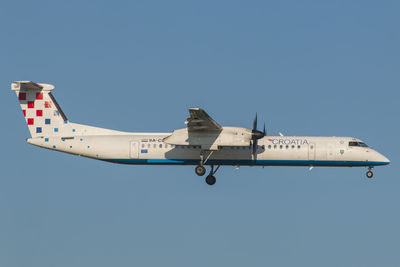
xmin=102 ymin=158 xmax=389 ymax=167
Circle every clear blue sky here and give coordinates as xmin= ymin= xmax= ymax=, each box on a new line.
xmin=1 ymin=1 xmax=399 ymax=266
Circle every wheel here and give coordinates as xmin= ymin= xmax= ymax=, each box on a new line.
xmin=366 ymin=170 xmax=373 ymax=178
xmin=195 ymin=165 xmax=206 ymax=176
xmin=205 ymin=175 xmax=216 ymax=186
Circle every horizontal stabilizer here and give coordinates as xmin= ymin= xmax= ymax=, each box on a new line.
xmin=11 ymin=81 xmax=54 ymax=91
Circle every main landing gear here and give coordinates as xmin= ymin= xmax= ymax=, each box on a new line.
xmin=366 ymin=167 xmax=373 ymax=179
xmin=194 ymin=150 xmax=220 ymax=185
xmin=195 ymin=165 xmax=206 ymax=176
xmin=195 ymin=164 xmax=220 ymax=186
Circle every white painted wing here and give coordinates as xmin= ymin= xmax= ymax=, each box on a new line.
xmin=186 ymin=108 xmax=222 ymax=132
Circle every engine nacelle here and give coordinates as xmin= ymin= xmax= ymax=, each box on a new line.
xmin=163 ymin=126 xmax=252 ymax=150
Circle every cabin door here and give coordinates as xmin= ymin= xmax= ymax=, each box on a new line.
xmin=130 ymin=141 xmax=139 ymax=158
xmin=308 ymin=143 xmax=316 ymax=160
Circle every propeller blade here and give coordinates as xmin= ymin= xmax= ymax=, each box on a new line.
xmin=253 ymin=113 xmax=258 ymax=131
xmin=251 ymin=113 xmax=266 ymax=142
xmin=250 ymin=113 xmax=265 ymax=161
xmin=252 ymin=140 xmax=258 ymax=161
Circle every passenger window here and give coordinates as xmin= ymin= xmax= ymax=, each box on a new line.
xmin=292 ymin=145 xmax=295 ymax=149
xmin=147 ymin=144 xmax=150 ymax=148
xmin=159 ymin=144 xmax=162 ymax=148
xmin=274 ymin=145 xmax=277 ymax=149
xmin=298 ymin=145 xmax=301 ymax=149
xmin=280 ymin=145 xmax=283 ymax=149
xmin=141 ymin=144 xmax=145 ymax=148
xmin=268 ymin=145 xmax=271 ymax=149
xmin=286 ymin=145 xmax=289 ymax=149
xmin=154 ymin=144 xmax=156 ymax=148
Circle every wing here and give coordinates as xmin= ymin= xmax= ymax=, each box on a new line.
xmin=186 ymin=108 xmax=222 ymax=132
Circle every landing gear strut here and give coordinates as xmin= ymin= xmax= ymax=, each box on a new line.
xmin=366 ymin=167 xmax=373 ymax=179
xmin=195 ymin=150 xmax=214 ymax=177
xmin=194 ymin=150 xmax=220 ymax=185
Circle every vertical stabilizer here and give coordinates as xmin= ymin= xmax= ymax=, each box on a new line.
xmin=12 ymin=81 xmax=67 ymax=138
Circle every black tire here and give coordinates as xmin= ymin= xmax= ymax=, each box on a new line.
xmin=205 ymin=175 xmax=216 ymax=185
xmin=366 ymin=170 xmax=373 ymax=179
xmin=195 ymin=165 xmax=206 ymax=176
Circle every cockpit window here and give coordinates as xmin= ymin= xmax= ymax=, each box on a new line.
xmin=349 ymin=141 xmax=369 ymax=147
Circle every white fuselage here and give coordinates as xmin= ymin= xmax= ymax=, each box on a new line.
xmin=27 ymin=133 xmax=390 ymax=167
xmin=11 ymin=80 xmax=390 ymax=182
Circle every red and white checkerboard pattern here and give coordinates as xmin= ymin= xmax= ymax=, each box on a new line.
xmin=16 ymin=90 xmax=64 ymax=137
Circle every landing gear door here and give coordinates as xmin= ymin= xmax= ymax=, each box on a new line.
xmin=308 ymin=143 xmax=316 ymax=160
xmin=130 ymin=141 xmax=139 ymax=158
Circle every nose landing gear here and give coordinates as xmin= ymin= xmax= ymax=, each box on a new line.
xmin=366 ymin=167 xmax=373 ymax=178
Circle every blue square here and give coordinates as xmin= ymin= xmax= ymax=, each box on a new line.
xmin=44 ymin=138 xmax=49 ymax=142
xmin=54 ymin=128 xmax=58 ymax=132
xmin=36 ymin=127 xmax=42 ymax=133
xmin=72 ymin=129 xmax=76 ymax=132
xmin=45 ymin=119 xmax=51 ymax=124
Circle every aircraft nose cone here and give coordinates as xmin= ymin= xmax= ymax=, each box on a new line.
xmin=382 ymin=155 xmax=390 ymax=165
xmin=376 ymin=152 xmax=390 ymax=165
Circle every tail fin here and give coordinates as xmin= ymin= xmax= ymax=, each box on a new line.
xmin=12 ymin=81 xmax=68 ymax=138
xmin=12 ymin=81 xmax=124 ymax=138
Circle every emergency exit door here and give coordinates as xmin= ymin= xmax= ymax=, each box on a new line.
xmin=130 ymin=141 xmax=139 ymax=158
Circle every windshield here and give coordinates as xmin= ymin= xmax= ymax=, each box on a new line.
xmin=349 ymin=141 xmax=369 ymax=147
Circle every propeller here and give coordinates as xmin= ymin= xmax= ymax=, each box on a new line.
xmin=251 ymin=113 xmax=266 ymax=160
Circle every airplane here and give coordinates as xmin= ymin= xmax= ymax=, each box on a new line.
xmin=12 ymin=81 xmax=390 ymax=185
